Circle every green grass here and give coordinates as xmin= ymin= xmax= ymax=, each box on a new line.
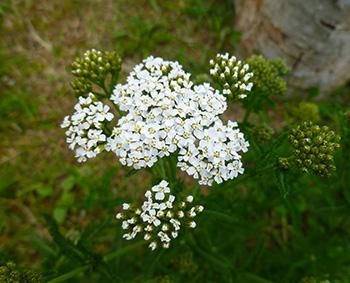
xmin=1 ymin=0 xmax=350 ymax=282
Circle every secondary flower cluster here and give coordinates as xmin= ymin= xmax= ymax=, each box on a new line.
xmin=71 ymin=49 xmax=122 ymax=95
xmin=289 ymin=121 xmax=340 ymax=176
xmin=210 ymin=53 xmax=253 ymax=100
xmin=61 ymin=93 xmax=114 ymax=162
xmin=178 ymin=119 xmax=248 ymax=186
xmin=116 ymin=180 xmax=203 ymax=250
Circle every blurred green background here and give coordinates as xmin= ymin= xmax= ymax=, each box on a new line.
xmin=1 ymin=1 xmax=350 ymax=282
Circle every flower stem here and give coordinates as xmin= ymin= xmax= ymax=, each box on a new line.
xmin=109 ymin=71 xmax=119 ymax=95
xmin=99 ymin=80 xmax=109 ymax=96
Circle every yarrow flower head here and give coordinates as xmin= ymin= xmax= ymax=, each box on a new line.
xmin=71 ymin=49 xmax=122 ymax=95
xmin=107 ymin=56 xmax=228 ymax=170
xmin=209 ymin=53 xmax=253 ymax=100
xmin=63 ymin=54 xmax=250 ymax=186
xmin=289 ymin=121 xmax=340 ymax=177
xmin=115 ymin=180 xmax=204 ymax=250
xmin=61 ymin=93 xmax=114 ymax=162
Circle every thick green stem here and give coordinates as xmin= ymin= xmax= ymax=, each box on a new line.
xmin=167 ymin=155 xmax=178 ymax=184
xmin=153 ymin=156 xmax=178 ymax=185
xmin=109 ymin=70 xmax=120 ymax=95
xmin=99 ymin=80 xmax=109 ymax=96
xmin=157 ymin=158 xmax=168 ymax=180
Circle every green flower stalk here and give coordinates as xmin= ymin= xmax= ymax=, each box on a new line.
xmin=209 ymin=53 xmax=253 ymax=100
xmin=71 ymin=49 xmax=122 ymax=95
xmin=289 ymin=121 xmax=341 ymax=177
xmin=246 ymin=55 xmax=289 ymax=97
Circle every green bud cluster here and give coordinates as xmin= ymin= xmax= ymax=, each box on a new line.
xmin=209 ymin=53 xmax=253 ymax=100
xmin=0 ymin=262 xmax=42 ymax=283
xmin=290 ymin=102 xmax=321 ymax=123
xmin=70 ymin=49 xmax=122 ymax=95
xmin=246 ymin=55 xmax=289 ymax=97
xmin=252 ymin=125 xmax=273 ymax=143
xmin=278 ymin=157 xmax=290 ymax=170
xmin=71 ymin=76 xmax=92 ymax=96
xmin=289 ymin=121 xmax=340 ymax=177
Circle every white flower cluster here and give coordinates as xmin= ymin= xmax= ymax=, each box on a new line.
xmin=178 ymin=119 xmax=249 ymax=186
xmin=62 ymin=55 xmax=250 ymax=185
xmin=210 ymin=53 xmax=253 ymax=100
xmin=61 ymin=93 xmax=114 ymax=162
xmin=107 ymin=56 xmax=227 ymax=169
xmin=116 ymin=180 xmax=203 ymax=250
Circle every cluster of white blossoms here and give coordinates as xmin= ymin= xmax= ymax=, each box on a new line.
xmin=116 ymin=180 xmax=203 ymax=250
xmin=61 ymin=93 xmax=114 ymax=162
xmin=107 ymin=56 xmax=228 ymax=170
xmin=62 ymin=55 xmax=251 ymax=185
xmin=178 ymin=119 xmax=249 ymax=186
xmin=210 ymin=53 xmax=253 ymax=100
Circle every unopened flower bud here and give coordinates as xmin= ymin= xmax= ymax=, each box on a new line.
xmin=289 ymin=121 xmax=340 ymax=177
